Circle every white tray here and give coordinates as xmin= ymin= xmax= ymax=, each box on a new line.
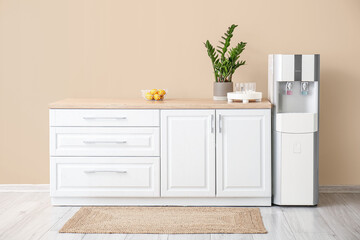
xmin=227 ymin=92 xmax=262 ymax=103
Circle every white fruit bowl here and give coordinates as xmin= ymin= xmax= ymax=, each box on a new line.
xmin=141 ymin=89 xmax=168 ymax=101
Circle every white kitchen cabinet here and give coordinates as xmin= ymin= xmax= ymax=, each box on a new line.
xmin=160 ymin=110 xmax=215 ymax=197
xmin=49 ymin=99 xmax=272 ymax=206
xmin=216 ymin=110 xmax=271 ymax=197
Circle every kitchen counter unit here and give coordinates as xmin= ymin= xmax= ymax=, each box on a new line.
xmin=49 ymin=98 xmax=271 ymax=206
xmin=49 ymin=98 xmax=271 ymax=109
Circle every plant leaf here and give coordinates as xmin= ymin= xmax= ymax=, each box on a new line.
xmin=204 ymin=24 xmax=246 ymax=82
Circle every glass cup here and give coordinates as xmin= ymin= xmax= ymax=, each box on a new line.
xmin=235 ymin=83 xmax=245 ymax=93
xmin=244 ymin=83 xmax=249 ymax=93
xmin=235 ymin=82 xmax=256 ymax=93
xmin=248 ymin=82 xmax=256 ymax=92
xmin=240 ymin=83 xmax=245 ymax=92
xmin=235 ymin=83 xmax=241 ymax=92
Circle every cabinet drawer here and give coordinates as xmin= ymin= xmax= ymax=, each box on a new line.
xmin=50 ymin=109 xmax=159 ymax=127
xmin=50 ymin=157 xmax=160 ymax=197
xmin=50 ymin=127 xmax=159 ymax=156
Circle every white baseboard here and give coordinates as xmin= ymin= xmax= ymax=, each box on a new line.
xmin=52 ymin=197 xmax=272 ymax=206
xmin=0 ymin=184 xmax=50 ymax=192
xmin=319 ymin=185 xmax=360 ymax=193
xmin=0 ymin=184 xmax=359 ymax=194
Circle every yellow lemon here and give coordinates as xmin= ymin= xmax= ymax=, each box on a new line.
xmin=158 ymin=89 xmax=166 ymax=96
xmin=153 ymin=94 xmax=161 ymax=101
xmin=145 ymin=93 xmax=154 ymax=100
xmin=150 ymin=89 xmax=158 ymax=95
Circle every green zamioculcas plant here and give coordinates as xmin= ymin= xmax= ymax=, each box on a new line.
xmin=204 ymin=24 xmax=247 ymax=82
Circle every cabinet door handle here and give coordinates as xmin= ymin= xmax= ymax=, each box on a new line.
xmin=219 ymin=114 xmax=222 ymax=133
xmin=211 ymin=114 xmax=214 ymax=133
xmin=83 ymin=140 xmax=127 ymax=144
xmin=84 ymin=170 xmax=128 ymax=174
xmin=83 ymin=117 xmax=127 ymax=120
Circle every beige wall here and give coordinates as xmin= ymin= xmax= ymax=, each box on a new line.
xmin=0 ymin=0 xmax=360 ymax=184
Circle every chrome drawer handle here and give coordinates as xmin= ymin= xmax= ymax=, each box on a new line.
xmin=83 ymin=140 xmax=127 ymax=144
xmin=83 ymin=117 xmax=127 ymax=120
xmin=84 ymin=170 xmax=128 ymax=174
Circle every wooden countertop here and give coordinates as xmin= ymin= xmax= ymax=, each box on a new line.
xmin=49 ymin=98 xmax=272 ymax=109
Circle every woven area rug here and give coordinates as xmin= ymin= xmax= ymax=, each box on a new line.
xmin=59 ymin=207 xmax=267 ymax=234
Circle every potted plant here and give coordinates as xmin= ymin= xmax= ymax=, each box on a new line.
xmin=204 ymin=24 xmax=247 ymax=100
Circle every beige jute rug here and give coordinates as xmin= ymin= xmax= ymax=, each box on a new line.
xmin=59 ymin=207 xmax=267 ymax=234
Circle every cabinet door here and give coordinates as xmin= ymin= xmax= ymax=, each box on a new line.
xmin=216 ymin=109 xmax=271 ymax=197
xmin=161 ymin=110 xmax=215 ymax=197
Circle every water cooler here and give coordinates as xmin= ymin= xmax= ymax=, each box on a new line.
xmin=268 ymin=54 xmax=320 ymax=206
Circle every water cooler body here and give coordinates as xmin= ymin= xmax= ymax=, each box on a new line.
xmin=269 ymin=54 xmax=320 ymax=206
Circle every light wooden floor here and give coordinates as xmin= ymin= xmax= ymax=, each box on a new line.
xmin=0 ymin=193 xmax=360 ymax=240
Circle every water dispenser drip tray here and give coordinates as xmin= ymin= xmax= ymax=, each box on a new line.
xmin=276 ymin=113 xmax=318 ymax=133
